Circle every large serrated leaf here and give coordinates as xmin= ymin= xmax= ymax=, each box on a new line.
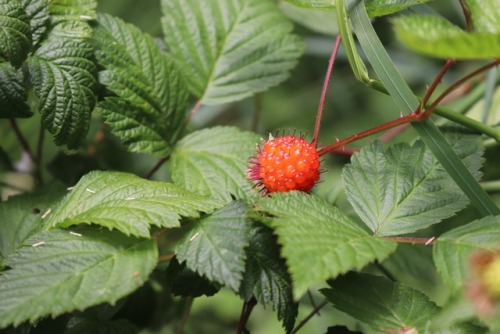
xmin=94 ymin=13 xmax=189 ymax=157
xmin=20 ymin=0 xmax=50 ymax=47
xmin=0 ymin=0 xmax=32 ymax=67
xmin=0 ymin=62 xmax=31 ymax=118
xmin=161 ymin=0 xmax=304 ymax=104
xmin=282 ymin=0 xmax=334 ymax=9
xmin=393 ymin=14 xmax=500 ymax=59
xmin=433 ymin=215 xmax=500 ymax=290
xmin=342 ymin=133 xmax=483 ymax=236
xmin=170 ymin=126 xmax=260 ymax=202
xmin=28 ymin=37 xmax=97 ymax=148
xmin=239 ymin=224 xmax=297 ymax=333
xmin=0 ymin=227 xmax=157 ymax=328
xmin=44 ymin=171 xmax=223 ymax=238
xmin=255 ymin=191 xmax=397 ymax=299
xmin=175 ymin=201 xmax=251 ymax=292
xmin=321 ymin=272 xmax=439 ymax=333
xmin=0 ymin=184 xmax=66 ymax=261
xmin=279 ymin=2 xmax=338 ymax=36
xmin=48 ymin=0 xmax=96 ymax=22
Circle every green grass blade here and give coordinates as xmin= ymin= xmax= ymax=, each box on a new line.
xmin=348 ymin=0 xmax=499 ymax=216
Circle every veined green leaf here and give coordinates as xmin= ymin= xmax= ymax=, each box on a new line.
xmin=45 ymin=171 xmax=222 ymax=238
xmin=0 ymin=184 xmax=66 ymax=261
xmin=175 ymin=201 xmax=251 ymax=292
xmin=95 ymin=14 xmax=189 ymax=157
xmin=240 ymin=224 xmax=298 ymax=333
xmin=343 ymin=133 xmax=483 ymax=236
xmin=28 ymin=36 xmax=97 ymax=148
xmin=48 ymin=0 xmax=96 ymax=22
xmin=0 ymin=62 xmax=31 ymax=118
xmin=365 ymin=0 xmax=434 ymax=17
xmin=393 ymin=14 xmax=500 ymax=59
xmin=161 ymin=0 xmax=304 ymax=104
xmin=321 ymin=272 xmax=439 ymax=333
xmin=170 ymin=126 xmax=260 ymax=202
xmin=281 ymin=0 xmax=334 ymax=9
xmin=433 ymin=215 xmax=500 ymax=290
xmin=465 ymin=0 xmax=500 ymax=33
xmin=0 ymin=0 xmax=32 ymax=67
xmin=20 ymin=0 xmax=50 ymax=47
xmin=0 ymin=227 xmax=157 ymax=328
xmin=255 ymin=191 xmax=397 ymax=299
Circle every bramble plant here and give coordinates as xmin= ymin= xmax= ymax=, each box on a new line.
xmin=1 ymin=0 xmax=500 ymax=333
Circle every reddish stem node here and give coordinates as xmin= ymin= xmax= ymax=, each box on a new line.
xmin=384 ymin=236 xmax=437 ymax=245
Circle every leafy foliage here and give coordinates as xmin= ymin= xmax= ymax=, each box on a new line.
xmin=239 ymin=224 xmax=298 ymax=333
xmin=0 ymin=184 xmax=65 ymax=261
xmin=343 ymin=133 xmax=483 ymax=236
xmin=45 ymin=171 xmax=222 ymax=238
xmin=464 ymin=0 xmax=500 ymax=33
xmin=255 ymin=191 xmax=397 ymax=298
xmin=365 ymin=0 xmax=434 ymax=17
xmin=161 ymin=0 xmax=304 ymax=104
xmin=28 ymin=36 xmax=97 ymax=148
xmin=393 ymin=14 xmax=500 ymax=59
xmin=0 ymin=62 xmax=31 ymax=118
xmin=433 ymin=215 xmax=500 ymax=290
xmin=94 ymin=13 xmax=189 ymax=157
xmin=48 ymin=0 xmax=96 ymax=38
xmin=0 ymin=0 xmax=32 ymax=67
xmin=19 ymin=0 xmax=50 ymax=48
xmin=170 ymin=126 xmax=260 ymax=202
xmin=322 ymin=272 xmax=439 ymax=332
xmin=282 ymin=0 xmax=334 ymax=9
xmin=175 ymin=201 xmax=251 ymax=291
xmin=0 ymin=227 xmax=157 ymax=327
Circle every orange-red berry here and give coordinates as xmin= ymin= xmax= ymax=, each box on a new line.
xmin=248 ymin=134 xmax=320 ymax=194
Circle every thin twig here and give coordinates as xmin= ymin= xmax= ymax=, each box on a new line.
xmin=9 ymin=118 xmax=35 ymax=164
xmin=312 ymin=34 xmax=342 ymax=147
xmin=459 ymin=0 xmax=473 ymax=32
xmin=144 ymin=154 xmax=170 ymax=180
xmin=157 ymin=254 xmax=174 ymax=263
xmin=307 ymin=290 xmax=320 ymax=316
xmin=236 ymin=297 xmax=257 ymax=334
xmin=184 ymin=100 xmax=202 ymax=130
xmin=418 ymin=59 xmax=456 ymax=114
xmin=291 ymin=301 xmax=328 ymax=334
xmin=421 ymin=59 xmax=500 ymax=119
xmin=34 ymin=126 xmax=45 ymax=185
xmin=176 ymin=297 xmax=194 ymax=334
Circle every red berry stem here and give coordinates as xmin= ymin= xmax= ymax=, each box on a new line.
xmin=312 ymin=34 xmax=342 ymax=147
xmin=418 ymin=58 xmax=456 ymax=114
xmin=384 ymin=236 xmax=437 ymax=245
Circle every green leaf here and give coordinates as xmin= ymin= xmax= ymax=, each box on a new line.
xmin=433 ymin=215 xmax=500 ymax=290
xmin=20 ymin=0 xmax=50 ymax=47
xmin=28 ymin=37 xmax=97 ymax=148
xmin=170 ymin=126 xmax=260 ymax=202
xmin=343 ymin=133 xmax=483 ymax=236
xmin=365 ymin=0 xmax=434 ymax=17
xmin=175 ymin=201 xmax=251 ymax=291
xmin=282 ymin=0 xmax=334 ymax=9
xmin=45 ymin=171 xmax=222 ymax=238
xmin=239 ymin=224 xmax=298 ymax=333
xmin=0 ymin=62 xmax=31 ymax=118
xmin=255 ymin=191 xmax=397 ymax=298
xmin=0 ymin=184 xmax=66 ymax=261
xmin=321 ymin=272 xmax=439 ymax=333
xmin=161 ymin=0 xmax=304 ymax=104
xmin=279 ymin=2 xmax=338 ymax=36
xmin=0 ymin=227 xmax=157 ymax=328
xmin=0 ymin=0 xmax=32 ymax=67
xmin=393 ymin=14 xmax=500 ymax=59
xmin=94 ymin=14 xmax=189 ymax=157
xmin=464 ymin=0 xmax=500 ymax=33
xmin=48 ymin=0 xmax=96 ymax=38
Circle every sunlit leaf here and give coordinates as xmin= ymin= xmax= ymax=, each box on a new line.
xmin=20 ymin=0 xmax=50 ymax=47
xmin=365 ymin=0 xmax=434 ymax=17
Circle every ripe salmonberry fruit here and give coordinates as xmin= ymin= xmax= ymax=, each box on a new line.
xmin=248 ymin=134 xmax=321 ymax=194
